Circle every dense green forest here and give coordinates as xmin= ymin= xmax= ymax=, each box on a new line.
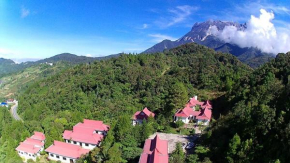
xmin=199 ymin=52 xmax=290 ymax=163
xmin=0 ymin=43 xmax=250 ymax=162
xmin=0 ymin=62 xmax=71 ymax=100
xmin=4 ymin=43 xmax=289 ymax=163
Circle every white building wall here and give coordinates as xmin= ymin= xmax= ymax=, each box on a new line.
xmin=17 ymin=150 xmax=38 ymax=161
xmin=197 ymin=119 xmax=210 ymax=125
xmin=65 ymin=139 xmax=97 ymax=150
xmin=132 ymin=119 xmax=144 ymax=126
xmin=48 ymin=152 xmax=76 ymax=163
xmin=132 ymin=120 xmax=137 ymax=126
xmin=175 ymin=117 xmax=190 ymax=124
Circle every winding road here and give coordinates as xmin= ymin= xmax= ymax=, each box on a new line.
xmin=10 ymin=101 xmax=22 ymax=121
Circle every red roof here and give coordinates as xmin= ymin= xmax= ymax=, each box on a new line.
xmin=201 ymin=100 xmax=212 ymax=110
xmin=31 ymin=131 xmax=45 ymax=141
xmin=23 ymin=138 xmax=44 ymax=147
xmin=187 ymin=97 xmax=204 ymax=107
xmin=45 ymin=141 xmax=90 ymax=159
xmin=132 ymin=107 xmax=155 ymax=120
xmin=139 ymin=135 xmax=168 ymax=163
xmin=74 ymin=119 xmax=110 ymax=132
xmin=16 ymin=142 xmax=41 ymax=154
xmin=196 ymin=108 xmax=212 ymax=120
xmin=175 ymin=106 xmax=200 ymax=117
xmin=63 ymin=130 xmax=104 ymax=145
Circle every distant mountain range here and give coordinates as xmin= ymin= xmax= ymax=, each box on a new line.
xmin=144 ymin=20 xmax=274 ymax=68
xmin=0 ymin=53 xmax=120 ymax=77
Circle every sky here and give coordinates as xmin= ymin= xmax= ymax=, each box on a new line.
xmin=0 ymin=0 xmax=290 ymax=62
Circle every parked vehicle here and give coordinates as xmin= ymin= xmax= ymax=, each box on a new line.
xmin=186 ymin=142 xmax=195 ymax=149
xmin=182 ymin=142 xmax=187 ymax=149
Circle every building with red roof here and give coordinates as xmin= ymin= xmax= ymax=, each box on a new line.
xmin=174 ymin=96 xmax=212 ymax=125
xmin=132 ymin=107 xmax=155 ymax=126
xmin=16 ymin=131 xmax=45 ymax=161
xmin=46 ymin=140 xmax=90 ymax=163
xmin=63 ymin=119 xmax=108 ymax=150
xmin=76 ymin=119 xmax=110 ymax=135
xmin=31 ymin=131 xmax=46 ymax=142
xmin=201 ymin=100 xmax=212 ymax=110
xmin=139 ymin=135 xmax=169 ymax=163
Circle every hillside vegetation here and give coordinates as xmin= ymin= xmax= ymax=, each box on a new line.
xmin=200 ymin=52 xmax=290 ymax=163
xmin=0 ymin=43 xmax=251 ymax=162
xmin=0 ymin=62 xmax=70 ymax=100
xmin=0 ymin=53 xmax=99 ymax=77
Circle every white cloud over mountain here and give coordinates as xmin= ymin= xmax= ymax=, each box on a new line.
xmin=209 ymin=9 xmax=290 ymax=54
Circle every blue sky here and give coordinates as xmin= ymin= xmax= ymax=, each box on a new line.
xmin=0 ymin=0 xmax=289 ymax=62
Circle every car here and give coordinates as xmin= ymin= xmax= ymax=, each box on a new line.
xmin=182 ymin=142 xmax=187 ymax=149
xmin=185 ymin=142 xmax=195 ymax=149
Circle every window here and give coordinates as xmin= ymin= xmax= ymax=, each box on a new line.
xmin=33 ymin=155 xmax=35 ymax=157
xmin=56 ymin=155 xmax=60 ymax=159
xmin=18 ymin=151 xmax=20 ymax=153
xmin=50 ymin=154 xmax=54 ymax=157
xmin=63 ymin=157 xmax=67 ymax=160
xmin=29 ymin=154 xmax=31 ymax=156
xmin=67 ymin=140 xmax=71 ymax=143
xmin=85 ymin=143 xmax=89 ymax=146
xmin=74 ymin=141 xmax=77 ymax=144
xmin=21 ymin=152 xmax=23 ymax=154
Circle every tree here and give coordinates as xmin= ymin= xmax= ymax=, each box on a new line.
xmin=105 ymin=143 xmax=124 ymax=163
xmin=140 ymin=119 xmax=154 ymax=141
xmin=175 ymin=120 xmax=184 ymax=128
xmin=227 ymin=133 xmax=241 ymax=156
xmin=226 ymin=133 xmax=241 ymax=162
xmin=170 ymin=142 xmax=185 ymax=163
xmin=166 ymin=82 xmax=188 ymax=117
xmin=186 ymin=154 xmax=199 ymax=163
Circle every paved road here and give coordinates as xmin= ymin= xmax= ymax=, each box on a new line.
xmin=10 ymin=101 xmax=22 ymax=121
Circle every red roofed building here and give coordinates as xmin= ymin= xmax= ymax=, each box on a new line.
xmin=139 ymin=135 xmax=169 ymax=163
xmin=201 ymin=100 xmax=212 ymax=110
xmin=132 ymin=107 xmax=155 ymax=126
xmin=63 ymin=119 xmax=109 ymax=150
xmin=187 ymin=96 xmax=204 ymax=108
xmin=16 ymin=131 xmax=45 ymax=161
xmin=46 ymin=140 xmax=90 ymax=163
xmin=75 ymin=119 xmax=110 ymax=135
xmin=31 ymin=131 xmax=46 ymax=142
xmin=174 ymin=96 xmax=212 ymax=125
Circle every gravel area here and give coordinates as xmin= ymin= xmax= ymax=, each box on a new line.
xmin=149 ymin=132 xmax=197 ymax=153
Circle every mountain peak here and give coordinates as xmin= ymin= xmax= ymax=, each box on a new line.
xmin=143 ymin=20 xmax=273 ymax=68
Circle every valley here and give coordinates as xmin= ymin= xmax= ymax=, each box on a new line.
xmin=1 ymin=1 xmax=290 ymax=162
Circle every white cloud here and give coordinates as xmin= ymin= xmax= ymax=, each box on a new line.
xmin=156 ymin=5 xmax=199 ymax=28
xmin=208 ymin=2 xmax=290 ymax=25
xmin=21 ymin=6 xmax=30 ymax=18
xmin=0 ymin=48 xmax=19 ymax=57
xmin=142 ymin=24 xmax=148 ymax=29
xmin=148 ymin=34 xmax=177 ymax=42
xmin=208 ymin=9 xmax=290 ymax=54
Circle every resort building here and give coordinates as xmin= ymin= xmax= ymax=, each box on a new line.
xmin=46 ymin=140 xmax=90 ymax=163
xmin=139 ymin=135 xmax=169 ymax=163
xmin=132 ymin=107 xmax=155 ymax=126
xmin=174 ymin=96 xmax=212 ymax=125
xmin=16 ymin=131 xmax=45 ymax=161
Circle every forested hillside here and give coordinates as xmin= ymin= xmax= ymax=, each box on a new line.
xmin=0 ymin=53 xmax=100 ymax=77
xmin=0 ymin=58 xmax=29 ymax=77
xmin=0 ymin=43 xmax=251 ymax=162
xmin=201 ymin=52 xmax=290 ymax=163
xmin=0 ymin=62 xmax=70 ymax=99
